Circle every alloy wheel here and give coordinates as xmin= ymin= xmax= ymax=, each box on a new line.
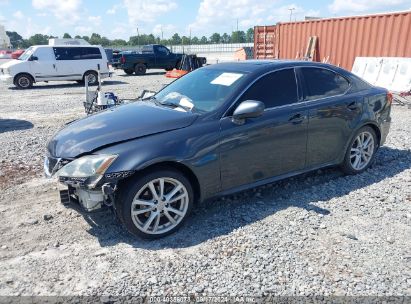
xmin=131 ymin=177 xmax=189 ymax=235
xmin=350 ymin=131 xmax=375 ymax=171
xmin=86 ymin=74 xmax=97 ymax=84
xmin=18 ymin=76 xmax=30 ymax=88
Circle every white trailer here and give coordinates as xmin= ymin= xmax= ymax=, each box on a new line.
xmin=0 ymin=24 xmax=10 ymax=48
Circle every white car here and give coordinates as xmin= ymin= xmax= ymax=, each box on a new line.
xmin=0 ymin=45 xmax=110 ymax=89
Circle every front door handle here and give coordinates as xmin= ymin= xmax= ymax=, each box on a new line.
xmin=347 ymin=101 xmax=359 ymax=110
xmin=288 ymin=113 xmax=306 ymax=124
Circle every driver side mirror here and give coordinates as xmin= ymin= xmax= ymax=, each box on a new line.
xmin=29 ymin=56 xmax=38 ymax=61
xmin=232 ymin=100 xmax=265 ymax=124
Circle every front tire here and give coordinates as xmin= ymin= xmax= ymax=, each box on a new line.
xmin=14 ymin=74 xmax=33 ymax=89
xmin=117 ymin=169 xmax=193 ymax=239
xmin=134 ymin=63 xmax=146 ymax=75
xmin=341 ymin=126 xmax=377 ymax=174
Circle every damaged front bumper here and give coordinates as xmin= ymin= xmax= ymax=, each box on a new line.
xmin=44 ymin=154 xmax=133 ymax=212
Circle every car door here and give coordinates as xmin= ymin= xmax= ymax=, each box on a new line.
xmin=29 ymin=47 xmax=57 ymax=81
xmin=298 ymin=67 xmax=362 ymax=168
xmin=219 ymin=68 xmax=309 ymax=191
xmin=53 ymin=47 xmax=80 ymax=80
xmin=155 ymin=46 xmax=171 ymax=68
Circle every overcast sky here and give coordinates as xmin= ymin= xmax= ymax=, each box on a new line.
xmin=0 ymin=0 xmax=410 ymax=39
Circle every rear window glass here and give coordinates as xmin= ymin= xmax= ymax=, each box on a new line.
xmin=142 ymin=46 xmax=154 ymax=54
xmin=53 ymin=47 xmax=102 ymax=60
xmin=301 ymin=67 xmax=350 ymax=100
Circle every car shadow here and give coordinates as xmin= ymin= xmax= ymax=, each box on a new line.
xmin=0 ymin=119 xmax=34 ymax=133
xmin=7 ymin=81 xmax=128 ymax=90
xmin=118 ymin=71 xmax=166 ymax=77
xmin=76 ymin=146 xmax=411 ymax=249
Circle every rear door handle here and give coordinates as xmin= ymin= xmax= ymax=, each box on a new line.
xmin=288 ymin=113 xmax=306 ymax=124
xmin=347 ymin=101 xmax=359 ymax=110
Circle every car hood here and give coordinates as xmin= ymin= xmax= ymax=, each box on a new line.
xmin=47 ymin=102 xmax=198 ymax=158
xmin=0 ymin=59 xmax=22 ymax=69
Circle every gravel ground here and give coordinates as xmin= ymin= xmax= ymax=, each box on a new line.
xmin=0 ymin=63 xmax=410 ymax=297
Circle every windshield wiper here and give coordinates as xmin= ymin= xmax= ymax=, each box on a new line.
xmin=157 ymin=100 xmax=193 ymax=112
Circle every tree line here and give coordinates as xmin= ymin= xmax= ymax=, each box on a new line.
xmin=6 ymin=28 xmax=254 ymax=49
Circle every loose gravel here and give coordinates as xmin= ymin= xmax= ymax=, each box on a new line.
xmin=0 ymin=63 xmax=410 ymax=297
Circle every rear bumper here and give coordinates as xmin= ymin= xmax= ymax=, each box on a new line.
xmin=380 ymin=119 xmax=391 ymax=146
xmin=0 ymin=74 xmax=13 ymax=85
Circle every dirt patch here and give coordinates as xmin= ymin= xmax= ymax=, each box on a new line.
xmin=0 ymin=161 xmax=38 ymax=190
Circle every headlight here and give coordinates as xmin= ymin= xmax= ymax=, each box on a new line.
xmin=58 ymin=154 xmax=117 ymax=179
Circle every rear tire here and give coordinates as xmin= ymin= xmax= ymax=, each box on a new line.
xmin=116 ymin=169 xmax=193 ymax=239
xmin=14 ymin=74 xmax=33 ymax=89
xmin=124 ymin=69 xmax=134 ymax=75
xmin=83 ymin=71 xmax=98 ymax=85
xmin=341 ymin=126 xmax=378 ymax=175
xmin=134 ymin=63 xmax=146 ymax=75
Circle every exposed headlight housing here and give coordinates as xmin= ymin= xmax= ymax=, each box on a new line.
xmin=57 ymin=154 xmax=117 ymax=188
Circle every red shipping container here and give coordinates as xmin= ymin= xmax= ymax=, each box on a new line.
xmin=254 ymin=11 xmax=411 ymax=70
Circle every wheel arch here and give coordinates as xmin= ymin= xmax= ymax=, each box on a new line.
xmin=355 ymin=122 xmax=382 ymax=147
xmin=339 ymin=121 xmax=382 ymax=165
xmin=14 ymin=72 xmax=35 ymax=84
xmin=134 ymin=62 xmax=148 ymax=68
xmin=120 ymin=161 xmax=201 ymax=204
xmin=83 ymin=70 xmax=98 ymax=79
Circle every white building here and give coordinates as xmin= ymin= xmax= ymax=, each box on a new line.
xmin=0 ymin=24 xmax=10 ymax=48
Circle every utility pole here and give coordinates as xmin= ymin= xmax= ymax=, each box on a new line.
xmin=288 ymin=8 xmax=295 ymax=22
xmin=161 ymin=25 xmax=163 ymax=41
xmin=136 ymin=27 xmax=139 ymax=46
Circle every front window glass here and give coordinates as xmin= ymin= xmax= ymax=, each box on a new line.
xmin=239 ymin=69 xmax=298 ymax=108
xmin=18 ymin=47 xmax=34 ymax=61
xmin=154 ymin=68 xmax=247 ymax=113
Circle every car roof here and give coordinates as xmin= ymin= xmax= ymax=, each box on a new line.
xmin=205 ymin=60 xmax=348 ymax=74
xmin=33 ymin=45 xmax=102 ymax=48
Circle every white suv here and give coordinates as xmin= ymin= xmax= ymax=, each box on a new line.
xmin=0 ymin=45 xmax=110 ymax=89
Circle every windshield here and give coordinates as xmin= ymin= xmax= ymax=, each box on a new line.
xmin=18 ymin=47 xmax=34 ymax=61
xmin=155 ymin=68 xmax=247 ymax=113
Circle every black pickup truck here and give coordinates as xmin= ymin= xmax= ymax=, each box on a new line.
xmin=117 ymin=44 xmax=184 ymax=75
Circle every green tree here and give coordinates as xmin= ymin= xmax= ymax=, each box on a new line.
xmin=209 ymin=33 xmax=221 ymax=43
xmin=171 ymin=33 xmax=182 ymax=45
xmin=246 ymin=28 xmax=254 ymax=43
xmin=82 ymin=35 xmax=90 ymax=42
xmin=63 ymin=33 xmax=72 ymax=39
xmin=100 ymin=36 xmax=111 ymax=46
xmin=191 ymin=36 xmax=199 ymax=44
xmin=74 ymin=35 xmax=81 ymax=39
xmin=111 ymin=39 xmax=127 ymax=46
xmin=28 ymin=34 xmax=49 ymax=45
xmin=200 ymin=36 xmax=208 ymax=44
xmin=89 ymin=33 xmax=102 ymax=45
xmin=6 ymin=31 xmax=23 ymax=48
xmin=181 ymin=36 xmax=190 ymax=45
xmin=221 ymin=33 xmax=231 ymax=43
xmin=231 ymin=30 xmax=246 ymax=43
